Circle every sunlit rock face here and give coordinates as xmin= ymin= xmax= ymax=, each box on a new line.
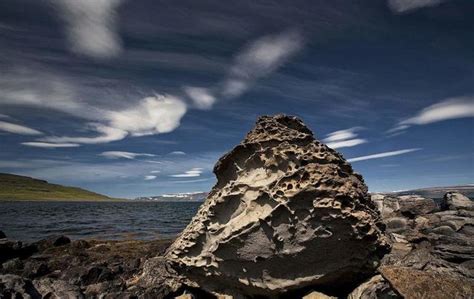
xmin=165 ymin=115 xmax=388 ymax=296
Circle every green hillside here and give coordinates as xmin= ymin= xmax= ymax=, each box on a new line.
xmin=0 ymin=173 xmax=113 ymax=201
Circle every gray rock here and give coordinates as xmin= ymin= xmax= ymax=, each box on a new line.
xmin=33 ymin=278 xmax=84 ymax=299
xmin=154 ymin=115 xmax=389 ymax=297
xmin=442 ymin=192 xmax=474 ymax=211
xmin=0 ymin=231 xmax=6 ymax=239
xmin=0 ymin=274 xmax=41 ymax=298
xmin=1 ymin=258 xmax=24 ymax=273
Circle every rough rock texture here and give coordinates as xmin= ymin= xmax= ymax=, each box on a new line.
xmin=347 ymin=275 xmax=399 ymax=299
xmin=372 ymin=192 xmax=474 ymax=298
xmin=442 ymin=192 xmax=474 ymax=211
xmin=163 ymin=115 xmax=388 ymax=297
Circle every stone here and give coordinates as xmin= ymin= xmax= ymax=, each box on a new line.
xmin=34 ymin=235 xmax=71 ymax=251
xmin=0 ymin=230 xmax=6 ymax=239
xmin=0 ymin=239 xmax=37 ymax=264
xmin=396 ymin=195 xmax=437 ymax=217
xmin=442 ymin=192 xmax=474 ymax=211
xmin=347 ymin=275 xmax=399 ymax=299
xmin=380 ymin=266 xmax=474 ymax=298
xmin=160 ymin=115 xmax=389 ymax=297
xmin=0 ymin=274 xmax=42 ymax=298
xmin=33 ymin=278 xmax=84 ymax=298
xmin=302 ymin=290 xmax=336 ymax=299
xmin=22 ymin=261 xmax=50 ymax=279
xmin=2 ymin=258 xmax=24 ymax=273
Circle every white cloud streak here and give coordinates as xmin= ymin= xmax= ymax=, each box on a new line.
xmin=52 ymin=0 xmax=124 ymax=58
xmin=99 ymin=151 xmax=156 ymax=159
xmin=144 ymin=175 xmax=157 ymax=181
xmin=388 ymin=0 xmax=446 ymax=13
xmin=323 ymin=127 xmax=367 ymax=149
xmin=21 ymin=142 xmax=80 ymax=148
xmin=326 ymin=139 xmax=367 ymax=149
xmin=0 ymin=121 xmax=43 ymax=135
xmin=170 ymin=167 xmax=203 ymax=178
xmin=347 ymin=148 xmax=421 ymax=162
xmin=42 ymin=124 xmax=128 ymax=144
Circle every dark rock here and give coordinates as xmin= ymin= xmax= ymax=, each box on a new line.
xmin=80 ymin=266 xmax=113 ymax=286
xmin=0 ymin=231 xmax=6 ymax=239
xmin=0 ymin=239 xmax=37 ymax=264
xmin=23 ymin=261 xmax=50 ymax=279
xmin=0 ymin=274 xmax=42 ymax=298
xmin=151 ymin=115 xmax=388 ymax=297
xmin=1 ymin=258 xmax=24 ymax=273
xmin=34 ymin=235 xmax=71 ymax=251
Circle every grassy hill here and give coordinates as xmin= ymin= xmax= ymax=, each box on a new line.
xmin=0 ymin=173 xmax=113 ymax=201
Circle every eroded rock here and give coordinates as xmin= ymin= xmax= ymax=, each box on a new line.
xmin=442 ymin=192 xmax=474 ymax=211
xmin=159 ymin=115 xmax=388 ymax=297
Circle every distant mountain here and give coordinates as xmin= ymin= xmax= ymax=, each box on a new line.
xmin=134 ymin=192 xmax=208 ymax=202
xmin=0 ymin=173 xmax=113 ymax=201
xmin=378 ymin=185 xmax=474 ymax=199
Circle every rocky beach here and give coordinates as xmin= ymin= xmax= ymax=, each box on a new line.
xmin=1 ymin=115 xmax=473 ymax=298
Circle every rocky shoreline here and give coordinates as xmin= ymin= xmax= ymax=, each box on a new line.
xmin=1 ymin=115 xmax=473 ymax=298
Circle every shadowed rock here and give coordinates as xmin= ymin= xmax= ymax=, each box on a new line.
xmin=156 ymin=115 xmax=388 ymax=297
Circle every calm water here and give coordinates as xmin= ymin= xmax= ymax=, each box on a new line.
xmin=0 ymin=201 xmax=202 ymax=242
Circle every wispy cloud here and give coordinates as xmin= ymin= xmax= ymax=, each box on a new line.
xmin=21 ymin=142 xmax=80 ymax=148
xmin=221 ymin=30 xmax=304 ymax=98
xmin=323 ymin=127 xmax=367 ymax=149
xmin=389 ymin=96 xmax=474 ymax=132
xmin=99 ymin=151 xmax=156 ymax=160
xmin=168 ymin=151 xmax=186 ymax=155
xmin=42 ymin=124 xmax=128 ymax=144
xmin=387 ymin=0 xmax=446 ymax=13
xmin=52 ymin=0 xmax=125 ymax=58
xmin=0 ymin=120 xmax=43 ymax=135
xmin=170 ymin=167 xmax=203 ymax=178
xmin=144 ymin=175 xmax=157 ymax=181
xmin=150 ymin=170 xmax=161 ymax=174
xmin=348 ymin=148 xmax=421 ymax=162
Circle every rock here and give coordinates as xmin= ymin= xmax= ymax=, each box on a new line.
xmin=380 ymin=266 xmax=474 ymax=298
xmin=442 ymin=192 xmax=474 ymax=211
xmin=0 ymin=239 xmax=37 ymax=264
xmin=33 ymin=278 xmax=84 ymax=298
xmin=2 ymin=258 xmax=24 ymax=273
xmin=34 ymin=235 xmax=71 ymax=251
xmin=302 ymin=290 xmax=336 ymax=299
xmin=79 ymin=266 xmax=113 ymax=286
xmin=160 ymin=115 xmax=388 ymax=297
xmin=22 ymin=261 xmax=50 ymax=279
xmin=0 ymin=230 xmax=6 ymax=239
xmin=397 ymin=195 xmax=437 ymax=217
xmin=0 ymin=274 xmax=41 ymax=298
xmin=347 ymin=275 xmax=400 ymax=299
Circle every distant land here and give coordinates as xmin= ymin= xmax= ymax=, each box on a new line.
xmin=134 ymin=192 xmax=208 ymax=202
xmin=376 ymin=185 xmax=474 ymax=199
xmin=0 ymin=173 xmax=114 ymax=201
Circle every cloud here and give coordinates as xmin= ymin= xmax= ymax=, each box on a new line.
xmin=42 ymin=124 xmax=128 ymax=144
xmin=390 ymin=96 xmax=474 ymax=132
xmin=326 ymin=139 xmax=367 ymax=149
xmin=52 ymin=0 xmax=124 ymax=58
xmin=0 ymin=120 xmax=43 ymax=135
xmin=169 ymin=151 xmax=186 ymax=155
xmin=170 ymin=167 xmax=203 ymax=178
xmin=99 ymin=151 xmax=156 ymax=159
xmin=220 ymin=30 xmax=304 ymax=98
xmin=323 ymin=127 xmax=367 ymax=149
xmin=347 ymin=148 xmax=421 ymax=162
xmin=144 ymin=175 xmax=157 ymax=181
xmin=183 ymin=87 xmax=216 ymax=109
xmin=150 ymin=170 xmax=161 ymax=174
xmin=107 ymin=95 xmax=187 ymax=137
xmin=387 ymin=0 xmax=446 ymax=13
xmin=21 ymin=142 xmax=80 ymax=148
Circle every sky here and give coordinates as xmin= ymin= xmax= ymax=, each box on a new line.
xmin=0 ymin=0 xmax=473 ymax=198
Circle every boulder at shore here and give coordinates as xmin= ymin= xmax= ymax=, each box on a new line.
xmin=157 ymin=115 xmax=389 ymax=297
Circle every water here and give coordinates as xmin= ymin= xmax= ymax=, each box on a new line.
xmin=0 ymin=201 xmax=202 ymax=242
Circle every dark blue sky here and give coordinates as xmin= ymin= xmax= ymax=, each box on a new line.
xmin=0 ymin=0 xmax=473 ymax=198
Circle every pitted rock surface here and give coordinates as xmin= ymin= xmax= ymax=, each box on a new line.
xmin=164 ymin=115 xmax=388 ymax=296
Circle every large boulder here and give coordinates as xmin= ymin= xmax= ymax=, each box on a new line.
xmin=161 ymin=115 xmax=388 ymax=297
xmin=442 ymin=192 xmax=474 ymax=211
